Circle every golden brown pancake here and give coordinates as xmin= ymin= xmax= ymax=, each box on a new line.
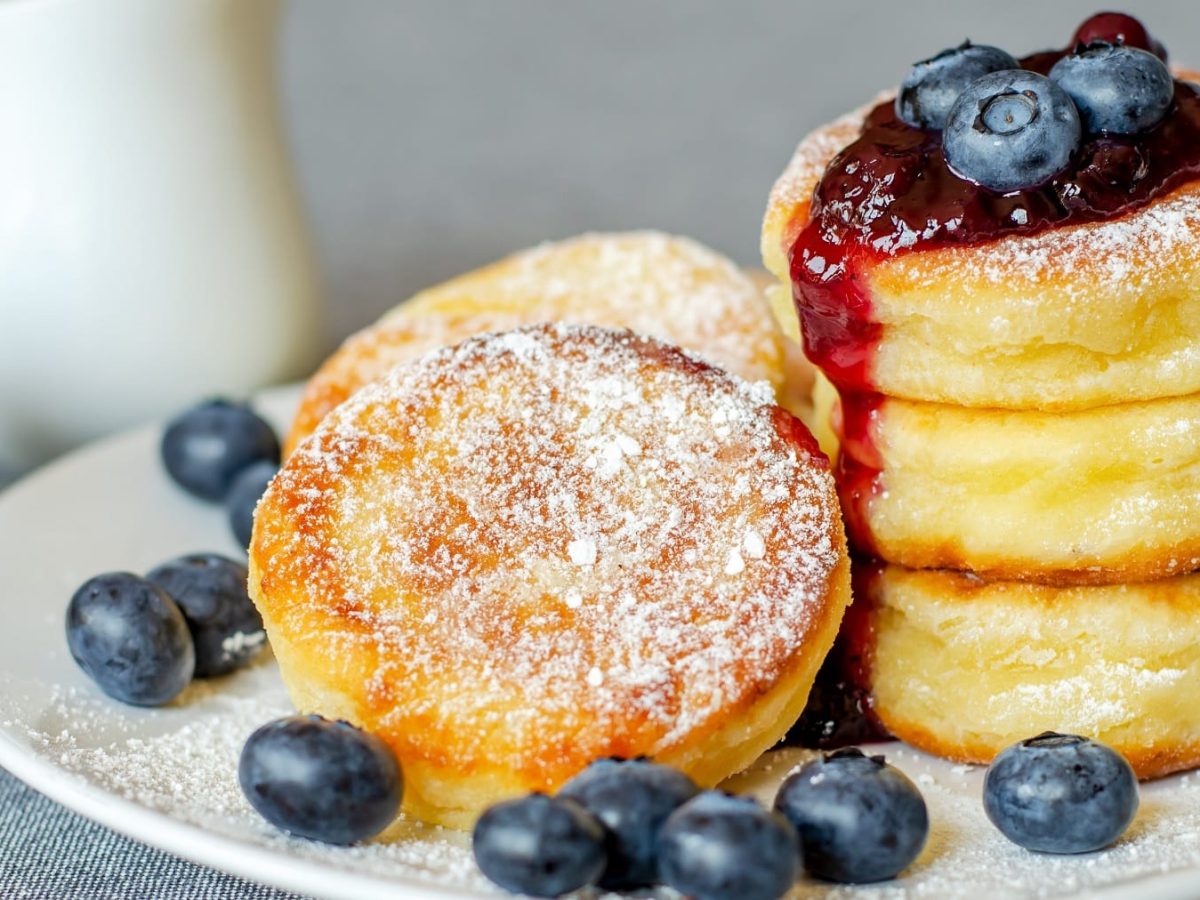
xmin=251 ymin=323 xmax=849 ymax=827
xmin=285 ymin=231 xmax=787 ymax=455
xmin=812 ymin=381 xmax=1200 ymax=584
xmin=846 ymin=562 xmax=1200 ymax=779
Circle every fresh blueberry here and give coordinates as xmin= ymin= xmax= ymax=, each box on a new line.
xmin=1050 ymin=43 xmax=1174 ymax=135
xmin=943 ymin=70 xmax=1082 ymax=193
xmin=65 ymin=572 xmax=195 ymax=706
xmin=983 ymin=731 xmax=1138 ymax=854
xmin=226 ymin=460 xmax=277 ymax=550
xmin=1072 ymin=12 xmax=1166 ymax=62
xmin=558 ymin=757 xmax=699 ymax=888
xmin=161 ymin=399 xmax=280 ymax=501
xmin=239 ymin=715 xmax=402 ymax=845
xmin=472 ymin=793 xmax=607 ymax=897
xmin=896 ymin=42 xmax=1020 ymax=130
xmin=657 ymin=791 xmax=799 ymax=900
xmin=774 ymin=748 xmax=928 ymax=884
xmin=146 ymin=553 xmax=265 ymax=678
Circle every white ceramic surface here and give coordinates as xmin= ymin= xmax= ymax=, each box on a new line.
xmin=3 ymin=387 xmax=1200 ymax=899
xmin=0 ymin=0 xmax=321 ymax=471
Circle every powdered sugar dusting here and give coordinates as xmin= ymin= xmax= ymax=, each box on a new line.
xmin=260 ymin=323 xmax=840 ymax=774
xmin=18 ymin=676 xmax=1200 ymax=898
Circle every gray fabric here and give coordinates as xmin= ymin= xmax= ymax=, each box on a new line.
xmin=0 ymin=768 xmax=306 ymax=900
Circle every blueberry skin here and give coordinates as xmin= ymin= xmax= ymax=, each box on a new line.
xmin=1050 ymin=44 xmax=1174 ymax=135
xmin=161 ymin=399 xmax=280 ymax=501
xmin=984 ymin=732 xmax=1138 ymax=854
xmin=774 ymin=748 xmax=928 ymax=884
xmin=558 ymin=757 xmax=699 ymax=888
xmin=472 ymin=793 xmax=607 ymax=897
xmin=65 ymin=573 xmax=195 ymax=706
xmin=658 ymin=791 xmax=800 ymax=900
xmin=227 ymin=460 xmax=277 ymax=550
xmin=239 ymin=715 xmax=402 ymax=845
xmin=943 ymin=70 xmax=1082 ymax=193
xmin=896 ymin=42 xmax=1020 ymax=130
xmin=146 ymin=553 xmax=265 ymax=678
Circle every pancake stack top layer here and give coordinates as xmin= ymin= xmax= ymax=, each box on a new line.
xmin=762 ymin=14 xmax=1200 ymax=774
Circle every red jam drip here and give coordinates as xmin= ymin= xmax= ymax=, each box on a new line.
xmin=789 ymin=52 xmax=1200 ymax=549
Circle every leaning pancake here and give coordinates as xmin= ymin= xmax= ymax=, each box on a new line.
xmin=251 ymin=323 xmax=849 ymax=828
xmin=823 ymin=389 xmax=1200 ymax=584
xmin=285 ymin=231 xmax=786 ymax=455
xmin=847 ymin=563 xmax=1200 ymax=779
xmin=762 ymin=73 xmax=1200 ymax=412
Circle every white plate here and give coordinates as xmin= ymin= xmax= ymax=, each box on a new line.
xmin=3 ymin=385 xmax=1200 ymax=900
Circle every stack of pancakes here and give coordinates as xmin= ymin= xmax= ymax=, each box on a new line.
xmin=763 ymin=100 xmax=1200 ymax=778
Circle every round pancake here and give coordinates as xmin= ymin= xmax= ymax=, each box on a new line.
xmin=250 ymin=323 xmax=850 ymax=828
xmin=285 ymin=231 xmax=786 ymax=455
xmin=762 ymin=75 xmax=1200 ymax=411
xmin=815 ymin=387 xmax=1200 ymax=584
xmin=847 ymin=562 xmax=1200 ymax=779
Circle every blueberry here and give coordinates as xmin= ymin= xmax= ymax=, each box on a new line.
xmin=65 ymin=573 xmax=195 ymax=706
xmin=774 ymin=748 xmax=928 ymax=884
xmin=983 ymin=731 xmax=1138 ymax=854
xmin=239 ymin=715 xmax=402 ymax=845
xmin=943 ymin=70 xmax=1082 ymax=193
xmin=1050 ymin=44 xmax=1174 ymax=135
xmin=1072 ymin=12 xmax=1166 ymax=62
xmin=161 ymin=399 xmax=280 ymax=501
xmin=472 ymin=793 xmax=607 ymax=897
xmin=226 ymin=460 xmax=277 ymax=550
xmin=896 ymin=42 xmax=1020 ymax=130
xmin=657 ymin=791 xmax=799 ymax=900
xmin=146 ymin=553 xmax=265 ymax=678
xmin=558 ymin=757 xmax=698 ymax=888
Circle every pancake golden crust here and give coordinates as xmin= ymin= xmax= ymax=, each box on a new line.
xmin=826 ymin=389 xmax=1200 ymax=584
xmin=251 ymin=323 xmax=849 ymax=827
xmin=762 ymin=75 xmax=1200 ymax=411
xmin=285 ymin=231 xmax=786 ymax=455
xmin=848 ymin=564 xmax=1200 ymax=779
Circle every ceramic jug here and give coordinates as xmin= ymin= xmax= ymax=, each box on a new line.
xmin=0 ymin=0 xmax=321 ymax=471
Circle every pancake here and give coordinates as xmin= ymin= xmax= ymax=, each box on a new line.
xmin=250 ymin=323 xmax=850 ymax=828
xmin=285 ymin=231 xmax=787 ymax=455
xmin=817 ymin=388 xmax=1200 ymax=584
xmin=762 ymin=74 xmax=1200 ymax=412
xmin=846 ymin=563 xmax=1200 ymax=779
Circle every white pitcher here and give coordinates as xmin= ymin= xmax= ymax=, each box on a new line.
xmin=0 ymin=0 xmax=321 ymax=471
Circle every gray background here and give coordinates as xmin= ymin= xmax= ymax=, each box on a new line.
xmin=280 ymin=0 xmax=1200 ymax=347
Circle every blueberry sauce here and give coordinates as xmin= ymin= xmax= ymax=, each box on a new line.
xmin=789 ymin=44 xmax=1200 ymax=550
